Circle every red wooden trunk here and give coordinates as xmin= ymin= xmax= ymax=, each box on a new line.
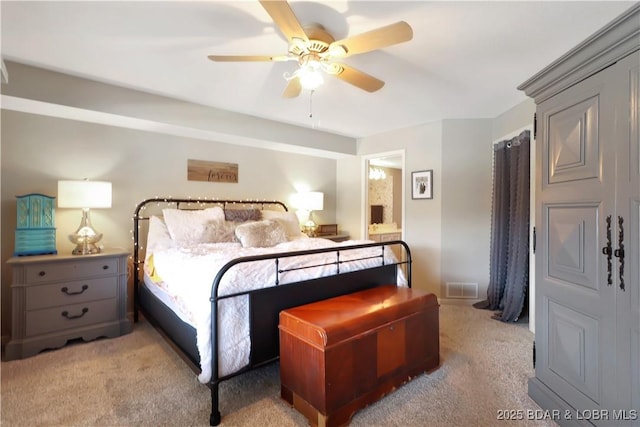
xmin=279 ymin=285 xmax=440 ymax=427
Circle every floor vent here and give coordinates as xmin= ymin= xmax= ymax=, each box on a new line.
xmin=445 ymin=282 xmax=479 ymax=299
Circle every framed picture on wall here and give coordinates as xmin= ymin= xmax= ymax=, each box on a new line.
xmin=411 ymin=170 xmax=433 ymax=199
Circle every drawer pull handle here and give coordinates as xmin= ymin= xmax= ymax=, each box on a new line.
xmin=38 ymin=271 xmax=46 ymax=277
xmin=102 ymin=265 xmax=109 ymax=270
xmin=61 ymin=308 xmax=89 ymax=319
xmin=61 ymin=285 xmax=89 ymax=295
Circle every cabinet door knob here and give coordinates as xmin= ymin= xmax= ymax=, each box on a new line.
xmin=102 ymin=265 xmax=109 ymax=270
xmin=38 ymin=271 xmax=46 ymax=277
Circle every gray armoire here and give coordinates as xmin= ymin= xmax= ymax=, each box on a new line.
xmin=519 ymin=4 xmax=639 ymax=426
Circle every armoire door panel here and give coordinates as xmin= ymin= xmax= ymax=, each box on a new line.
xmin=628 ymin=58 xmax=640 ymax=427
xmin=547 ymin=300 xmax=600 ymax=403
xmin=535 ymin=61 xmax=618 ymax=416
xmin=547 ymin=95 xmax=600 ymax=185
xmin=546 ymin=204 xmax=599 ymax=291
xmin=613 ymin=52 xmax=640 ymax=421
xmin=621 ymin=145 xmax=640 ymax=421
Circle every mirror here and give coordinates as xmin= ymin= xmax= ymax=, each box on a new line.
xmin=365 ymin=153 xmax=404 ymax=240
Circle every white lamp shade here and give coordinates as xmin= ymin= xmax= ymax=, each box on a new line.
xmin=292 ymin=191 xmax=324 ymax=211
xmin=57 ymin=180 xmax=112 ymax=209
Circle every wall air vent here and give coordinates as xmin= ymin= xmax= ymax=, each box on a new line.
xmin=445 ymin=282 xmax=479 ymax=299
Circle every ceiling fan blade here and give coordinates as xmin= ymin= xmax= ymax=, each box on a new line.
xmin=208 ymin=54 xmax=291 ymax=62
xmin=329 ymin=21 xmax=413 ymax=57
xmin=331 ymin=64 xmax=385 ymax=92
xmin=259 ymin=0 xmax=308 ymax=43
xmin=282 ymin=77 xmax=302 ymax=98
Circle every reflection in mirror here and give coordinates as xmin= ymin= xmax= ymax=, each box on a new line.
xmin=364 ymin=152 xmax=404 ymax=246
xmin=370 ymin=205 xmax=383 ymax=224
xmin=368 ymin=156 xmax=402 ymax=228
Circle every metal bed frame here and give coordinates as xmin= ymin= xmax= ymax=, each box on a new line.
xmin=132 ymin=197 xmax=412 ymax=425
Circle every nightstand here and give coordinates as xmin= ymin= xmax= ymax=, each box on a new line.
xmin=320 ymin=234 xmax=350 ymax=242
xmin=4 ymin=249 xmax=132 ymax=360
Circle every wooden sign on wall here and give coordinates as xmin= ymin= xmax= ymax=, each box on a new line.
xmin=187 ymin=159 xmax=238 ymax=183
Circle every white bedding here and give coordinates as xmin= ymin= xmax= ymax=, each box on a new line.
xmin=144 ymin=215 xmax=406 ymax=383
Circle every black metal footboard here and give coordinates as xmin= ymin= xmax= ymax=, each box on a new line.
xmin=207 ymin=240 xmax=411 ymax=425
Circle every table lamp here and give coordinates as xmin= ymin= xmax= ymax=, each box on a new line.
xmin=292 ymin=191 xmax=324 ymax=237
xmin=57 ymin=180 xmax=112 ymax=255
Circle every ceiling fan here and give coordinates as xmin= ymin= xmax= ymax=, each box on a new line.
xmin=208 ymin=0 xmax=413 ymax=98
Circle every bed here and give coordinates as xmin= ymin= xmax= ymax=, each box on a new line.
xmin=132 ymin=197 xmax=412 ymax=425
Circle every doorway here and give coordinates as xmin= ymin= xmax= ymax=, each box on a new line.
xmin=361 ymin=150 xmax=405 ymax=241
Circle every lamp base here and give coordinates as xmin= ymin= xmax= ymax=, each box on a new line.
xmin=302 ymin=220 xmax=318 ymax=237
xmin=68 ymin=208 xmax=104 ymax=255
xmin=71 ymin=242 xmax=102 ymax=255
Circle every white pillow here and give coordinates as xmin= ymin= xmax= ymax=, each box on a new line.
xmin=261 ymin=210 xmax=302 ymax=240
xmin=235 ymin=219 xmax=288 ymax=248
xmin=146 ymin=215 xmax=173 ymax=255
xmin=162 ymin=207 xmax=226 ymax=244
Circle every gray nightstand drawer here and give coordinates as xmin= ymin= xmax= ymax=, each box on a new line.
xmin=25 ymin=277 xmax=118 ymax=310
xmin=26 ymin=298 xmax=118 ymax=337
xmin=25 ymin=257 xmax=119 ymax=284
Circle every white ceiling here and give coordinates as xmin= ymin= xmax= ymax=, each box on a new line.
xmin=1 ymin=1 xmax=636 ymax=139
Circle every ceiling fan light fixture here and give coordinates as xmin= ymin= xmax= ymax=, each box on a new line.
xmin=298 ymin=66 xmax=324 ymax=90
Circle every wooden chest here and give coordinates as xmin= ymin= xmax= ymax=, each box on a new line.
xmin=279 ymin=285 xmax=439 ymax=427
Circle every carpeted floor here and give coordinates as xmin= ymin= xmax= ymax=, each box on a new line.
xmin=1 ymin=304 xmax=555 ymax=427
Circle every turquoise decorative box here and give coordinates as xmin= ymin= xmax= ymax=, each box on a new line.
xmin=14 ymin=193 xmax=57 ymax=256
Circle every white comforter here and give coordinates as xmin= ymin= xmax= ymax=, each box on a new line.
xmin=151 ymin=238 xmax=406 ymax=383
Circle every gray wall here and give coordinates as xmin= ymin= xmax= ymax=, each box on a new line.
xmin=441 ymin=119 xmax=493 ymax=298
xmin=340 ymin=122 xmax=443 ymax=295
xmin=349 ymin=120 xmax=491 ymax=298
xmin=1 ymin=110 xmax=337 ymax=338
xmin=492 ymin=98 xmax=535 ymax=141
xmin=341 ymin=103 xmax=534 ymax=300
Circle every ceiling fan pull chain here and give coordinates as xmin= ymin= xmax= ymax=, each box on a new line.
xmin=309 ymin=90 xmax=314 ymax=119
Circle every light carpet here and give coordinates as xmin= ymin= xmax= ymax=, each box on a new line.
xmin=1 ymin=304 xmax=555 ymax=426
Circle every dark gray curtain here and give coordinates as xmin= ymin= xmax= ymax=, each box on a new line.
xmin=474 ymin=130 xmax=530 ymax=322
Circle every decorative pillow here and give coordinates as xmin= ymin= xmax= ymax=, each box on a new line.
xmin=224 ymin=208 xmax=262 ymax=222
xmin=146 ymin=215 xmax=173 ymax=254
xmin=199 ymin=220 xmax=239 ymax=243
xmin=235 ymin=219 xmax=288 ymax=248
xmin=260 ymin=210 xmax=303 ymax=240
xmin=145 ymin=254 xmax=163 ymax=283
xmin=162 ymin=207 xmax=226 ymax=244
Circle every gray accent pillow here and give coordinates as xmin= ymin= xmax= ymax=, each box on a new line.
xmin=235 ymin=219 xmax=288 ymax=248
xmin=224 ymin=208 xmax=262 ymax=222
